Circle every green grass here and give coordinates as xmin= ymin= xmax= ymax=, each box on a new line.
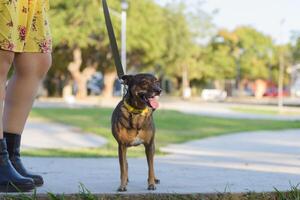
xmin=23 ymin=107 xmax=300 ymax=157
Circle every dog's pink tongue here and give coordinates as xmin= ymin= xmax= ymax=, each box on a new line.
xmin=149 ymin=97 xmax=159 ymax=109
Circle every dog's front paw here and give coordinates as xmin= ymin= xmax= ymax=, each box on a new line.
xmin=148 ymin=184 xmax=156 ymax=190
xmin=117 ymin=185 xmax=127 ymax=192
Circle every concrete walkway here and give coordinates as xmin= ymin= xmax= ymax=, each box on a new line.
xmin=159 ymin=100 xmax=300 ymax=121
xmin=20 ymin=129 xmax=300 ymax=194
xmin=22 ymin=118 xmax=107 ymax=149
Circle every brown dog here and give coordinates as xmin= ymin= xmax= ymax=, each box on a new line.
xmin=111 ymin=73 xmax=162 ymax=192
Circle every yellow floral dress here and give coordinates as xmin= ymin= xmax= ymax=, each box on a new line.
xmin=0 ymin=0 xmax=52 ymax=53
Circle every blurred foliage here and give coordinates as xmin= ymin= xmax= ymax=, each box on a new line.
xmin=206 ymin=27 xmax=276 ymax=80
xmin=127 ymin=0 xmax=168 ymax=69
xmin=46 ymin=0 xmax=299 ymax=97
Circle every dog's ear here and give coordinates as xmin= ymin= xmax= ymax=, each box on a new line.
xmin=121 ymin=75 xmax=133 ymax=85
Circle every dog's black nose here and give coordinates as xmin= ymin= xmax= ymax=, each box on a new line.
xmin=155 ymin=88 xmax=162 ymax=95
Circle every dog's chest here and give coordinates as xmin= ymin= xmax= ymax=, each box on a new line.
xmin=120 ymin=108 xmax=152 ymax=130
xmin=112 ymin=103 xmax=155 ymax=146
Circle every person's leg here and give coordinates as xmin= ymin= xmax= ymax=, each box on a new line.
xmin=0 ymin=50 xmax=14 ymax=139
xmin=0 ymin=50 xmax=35 ymax=192
xmin=3 ymin=52 xmax=52 ymax=133
xmin=3 ymin=52 xmax=52 ymax=187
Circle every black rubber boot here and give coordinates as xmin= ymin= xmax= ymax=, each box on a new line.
xmin=4 ymin=132 xmax=44 ymax=187
xmin=0 ymin=139 xmax=35 ymax=192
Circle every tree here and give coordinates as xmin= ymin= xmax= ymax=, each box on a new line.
xmin=49 ymin=0 xmax=118 ymax=98
xmin=126 ymin=0 xmax=168 ymax=69
xmin=206 ymin=26 xmax=277 ymax=87
xmin=159 ymin=2 xmax=214 ymax=97
xmin=234 ymin=27 xmax=274 ymax=80
xmin=49 ymin=0 xmax=176 ymax=98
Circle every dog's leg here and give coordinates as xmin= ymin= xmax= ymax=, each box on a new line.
xmin=145 ymin=142 xmax=159 ymax=190
xmin=118 ymin=144 xmax=128 ymax=192
xmin=126 ymin=160 xmax=129 ymax=184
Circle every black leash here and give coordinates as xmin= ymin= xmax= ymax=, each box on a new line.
xmin=102 ymin=0 xmax=125 ymax=79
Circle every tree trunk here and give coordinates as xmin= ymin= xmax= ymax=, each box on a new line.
xmin=182 ymin=65 xmax=191 ymax=99
xmin=102 ymin=70 xmax=117 ymax=99
xmin=67 ymin=48 xmax=96 ymax=99
xmin=254 ymin=79 xmax=267 ymax=99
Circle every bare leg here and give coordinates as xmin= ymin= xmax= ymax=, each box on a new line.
xmin=3 ymin=52 xmax=51 ymax=134
xmin=0 ymin=51 xmax=35 ymax=192
xmin=0 ymin=50 xmax=15 ymax=139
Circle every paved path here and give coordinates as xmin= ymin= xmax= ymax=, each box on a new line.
xmin=160 ymin=100 xmax=300 ymax=121
xmin=20 ymin=129 xmax=300 ymax=194
xmin=22 ymin=118 xmax=107 ymax=149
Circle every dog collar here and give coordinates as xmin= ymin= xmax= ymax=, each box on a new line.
xmin=124 ymin=101 xmax=150 ymax=115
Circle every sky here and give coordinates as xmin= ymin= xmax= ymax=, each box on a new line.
xmin=157 ymin=0 xmax=300 ymax=44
